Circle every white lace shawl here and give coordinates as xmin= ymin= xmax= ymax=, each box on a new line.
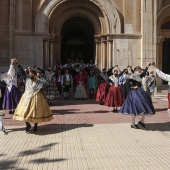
xmin=24 ymin=78 xmax=48 ymax=105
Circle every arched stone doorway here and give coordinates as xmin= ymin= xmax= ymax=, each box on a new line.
xmin=157 ymin=6 xmax=170 ymax=86
xmin=35 ymin=0 xmax=121 ymax=70
xmin=162 ymin=38 xmax=170 ymax=84
xmin=61 ymin=17 xmax=94 ymax=64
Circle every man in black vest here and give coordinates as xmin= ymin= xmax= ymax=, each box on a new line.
xmin=61 ymin=69 xmax=73 ymax=100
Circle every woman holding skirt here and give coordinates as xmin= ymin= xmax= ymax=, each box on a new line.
xmin=119 ymin=65 xmax=155 ymax=129
xmin=13 ymin=70 xmax=53 ymax=133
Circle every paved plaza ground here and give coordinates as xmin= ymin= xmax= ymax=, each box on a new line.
xmin=0 ymin=96 xmax=170 ymax=170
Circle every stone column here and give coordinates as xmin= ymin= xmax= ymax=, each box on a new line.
xmin=111 ymin=40 xmax=115 ymax=67
xmin=141 ymin=0 xmax=156 ymax=67
xmin=107 ymin=38 xmax=113 ymax=69
xmin=101 ymin=37 xmax=107 ymax=69
xmin=95 ymin=36 xmax=102 ymax=71
xmin=9 ymin=0 xmax=15 ymax=58
xmin=55 ymin=36 xmax=62 ymax=63
xmin=48 ymin=33 xmax=55 ymax=68
xmin=43 ymin=37 xmax=49 ymax=69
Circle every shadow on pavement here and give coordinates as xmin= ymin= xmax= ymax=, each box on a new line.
xmin=155 ymin=108 xmax=168 ymax=112
xmin=52 ymin=109 xmax=80 ymax=115
xmin=146 ymin=122 xmax=170 ymax=131
xmin=35 ymin=124 xmax=94 ymax=136
xmin=52 ymin=109 xmax=109 ymax=114
xmin=30 ymin=158 xmax=66 ymax=164
xmin=0 ymin=160 xmax=26 ymax=170
xmin=0 ymin=143 xmax=66 ymax=170
xmin=51 ymin=99 xmax=99 ymax=106
xmin=19 ymin=143 xmax=57 ymax=156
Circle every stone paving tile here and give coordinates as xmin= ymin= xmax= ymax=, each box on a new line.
xmin=0 ymin=123 xmax=170 ymax=170
xmin=2 ymin=98 xmax=170 ymax=126
xmin=0 ymin=98 xmax=170 ymax=170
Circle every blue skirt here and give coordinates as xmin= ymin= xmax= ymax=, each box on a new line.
xmin=119 ymin=88 xmax=155 ymax=116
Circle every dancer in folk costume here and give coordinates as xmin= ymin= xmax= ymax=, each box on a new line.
xmin=74 ymin=70 xmax=88 ymax=99
xmin=120 ymin=66 xmax=134 ymax=100
xmin=104 ymin=65 xmax=126 ymax=112
xmin=55 ymin=69 xmax=63 ymax=96
xmin=13 ymin=69 xmax=53 ymax=133
xmin=149 ymin=71 xmax=156 ymax=100
xmin=37 ymin=66 xmax=59 ymax=105
xmin=119 ymin=64 xmax=155 ymax=129
xmin=87 ymin=69 xmax=97 ymax=99
xmin=141 ymin=71 xmax=154 ymax=99
xmin=3 ymin=61 xmax=22 ymax=114
xmin=152 ymin=62 xmax=170 ymax=115
xmin=95 ymin=66 xmax=115 ymax=105
xmin=0 ymin=58 xmax=17 ymax=134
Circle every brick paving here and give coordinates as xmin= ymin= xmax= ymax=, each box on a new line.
xmin=0 ymin=97 xmax=170 ymax=170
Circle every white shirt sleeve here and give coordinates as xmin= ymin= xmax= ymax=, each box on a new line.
xmin=0 ymin=65 xmax=15 ymax=81
xmin=155 ymin=68 xmax=170 ymax=82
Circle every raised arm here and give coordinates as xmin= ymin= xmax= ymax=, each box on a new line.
xmin=155 ymin=68 xmax=170 ymax=82
xmin=36 ymin=66 xmax=45 ymax=74
xmin=0 ymin=59 xmax=16 ymax=81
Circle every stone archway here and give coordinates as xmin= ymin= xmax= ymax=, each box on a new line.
xmin=35 ymin=0 xmax=121 ymax=70
xmin=157 ymin=5 xmax=170 ymax=85
xmin=60 ymin=16 xmax=95 ymax=64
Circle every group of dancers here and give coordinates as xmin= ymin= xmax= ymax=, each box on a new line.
xmin=0 ymin=58 xmax=169 ymax=134
xmin=95 ymin=63 xmax=158 ymax=129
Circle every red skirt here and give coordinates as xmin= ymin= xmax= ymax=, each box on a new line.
xmin=104 ymin=85 xmax=123 ymax=107
xmin=95 ymin=82 xmax=108 ymax=102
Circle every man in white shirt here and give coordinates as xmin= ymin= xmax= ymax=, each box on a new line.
xmin=152 ymin=62 xmax=170 ymax=116
xmin=61 ymin=69 xmax=73 ymax=100
xmin=0 ymin=58 xmax=17 ymax=134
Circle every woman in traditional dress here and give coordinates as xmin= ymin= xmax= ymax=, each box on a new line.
xmin=120 ymin=66 xmax=134 ymax=100
xmin=119 ymin=64 xmax=155 ymax=129
xmin=74 ymin=70 xmax=88 ymax=99
xmin=0 ymin=58 xmax=17 ymax=134
xmin=95 ymin=67 xmax=114 ymax=105
xmin=36 ymin=66 xmax=59 ymax=105
xmin=13 ymin=70 xmax=53 ymax=133
xmin=87 ymin=69 xmax=97 ymax=99
xmin=104 ymin=65 xmax=126 ymax=112
xmin=3 ymin=72 xmax=22 ymax=114
xmin=149 ymin=71 xmax=156 ymax=100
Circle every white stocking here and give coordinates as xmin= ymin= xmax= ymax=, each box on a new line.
xmin=141 ymin=115 xmax=146 ymax=123
xmin=0 ymin=115 xmax=3 ymax=130
xmin=132 ymin=115 xmax=136 ymax=125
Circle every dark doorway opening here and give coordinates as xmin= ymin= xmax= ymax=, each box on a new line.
xmin=61 ymin=17 xmax=94 ymax=64
xmin=162 ymin=38 xmax=170 ymax=84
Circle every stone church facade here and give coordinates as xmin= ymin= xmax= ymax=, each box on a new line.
xmin=0 ymin=0 xmax=169 ymax=86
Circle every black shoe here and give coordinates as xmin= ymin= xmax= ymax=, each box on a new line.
xmin=9 ymin=110 xmax=13 ymax=114
xmin=112 ymin=109 xmax=118 ymax=113
xmin=1 ymin=126 xmax=8 ymax=135
xmin=33 ymin=124 xmax=38 ymax=132
xmin=99 ymin=102 xmax=104 ymax=105
xmin=131 ymin=124 xmax=140 ymax=129
xmin=138 ymin=121 xmax=146 ymax=128
xmin=26 ymin=123 xmax=31 ymax=134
